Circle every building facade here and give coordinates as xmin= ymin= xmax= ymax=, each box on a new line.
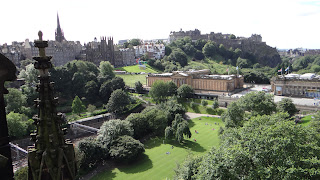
xmin=147 ymin=69 xmax=244 ymax=92
xmin=271 ymin=73 xmax=320 ymax=98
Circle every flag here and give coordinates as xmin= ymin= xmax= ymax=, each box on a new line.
xmin=278 ymin=68 xmax=282 ymax=73
xmin=236 ymin=66 xmax=239 ymax=70
xmin=226 ymin=68 xmax=229 ymax=72
xmin=285 ymin=66 xmax=289 ymax=71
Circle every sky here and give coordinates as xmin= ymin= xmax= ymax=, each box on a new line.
xmin=1 ymin=0 xmax=320 ymax=49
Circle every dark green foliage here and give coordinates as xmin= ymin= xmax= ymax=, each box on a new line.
xmin=177 ymin=84 xmax=194 ymax=99
xmin=229 ymin=34 xmax=236 ymax=39
xmin=238 ymin=91 xmax=276 ymax=116
xmin=14 ymin=166 xmax=28 ymax=180
xmin=194 ymin=50 xmax=204 ymax=60
xmin=125 ymin=113 xmax=148 ymax=139
xmin=106 ymin=89 xmax=130 ymax=114
xmin=174 ymin=155 xmax=202 ymax=180
xmin=183 ymin=43 xmax=196 ymax=56
xmin=4 ymin=88 xmax=28 ymax=114
xmin=244 ymin=71 xmax=270 ymax=84
xmin=109 ymin=135 xmax=145 ymax=162
xmin=72 ymin=96 xmax=86 ymax=115
xmin=166 ymin=114 xmax=191 ymax=143
xmin=212 ymin=99 xmax=219 ymax=109
xmin=202 ymin=41 xmax=217 ymax=58
xmin=149 ymin=81 xmax=169 ymax=103
xmin=236 ymin=57 xmax=250 ymax=68
xmin=277 ymin=98 xmax=298 ymax=117
xmin=77 ymin=138 xmax=109 ymax=172
xmin=201 ymin=99 xmax=208 ymax=106
xmin=99 ymin=80 xmax=113 ymax=103
xmin=167 ymin=81 xmax=178 ymax=96
xmin=165 ymin=46 xmax=172 ymax=56
xmin=168 ymin=48 xmax=188 ymax=67
xmin=111 ymin=76 xmax=126 ymax=91
xmin=158 ymin=99 xmax=186 ymax=125
xmin=194 ymin=39 xmax=207 ymax=50
xmin=6 ymin=112 xmax=31 ymax=138
xmin=97 ymin=119 xmax=133 ymax=148
xmin=129 ymin=39 xmax=141 ymax=46
xmin=85 ymin=80 xmax=99 ymax=103
xmin=99 ymin=61 xmax=115 ymax=80
xmin=221 ymin=102 xmax=245 ymax=128
xmin=134 ymin=81 xmax=144 ymax=94
xmin=143 ymin=107 xmax=167 ymax=135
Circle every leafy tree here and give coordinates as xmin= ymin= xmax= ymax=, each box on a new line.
xmin=72 ymin=96 xmax=86 ymax=115
xmin=177 ymin=84 xmax=194 ymax=99
xmin=111 ymin=76 xmax=125 ymax=91
xmin=167 ymin=81 xmax=178 ymax=96
xmin=149 ymin=81 xmax=169 ymax=103
xmin=134 ymin=81 xmax=143 ymax=94
xmin=165 ymin=46 xmax=172 ymax=56
xmin=277 ymin=98 xmax=298 ymax=117
xmin=125 ymin=113 xmax=148 ymax=139
xmin=109 ymin=135 xmax=144 ymax=162
xmin=158 ymin=99 xmax=186 ymax=125
xmin=183 ymin=43 xmax=196 ymax=56
xmin=97 ymin=119 xmax=133 ymax=148
xmin=183 ymin=113 xmax=320 ymax=179
xmin=21 ymin=85 xmax=37 ymax=107
xmin=143 ymin=107 xmax=167 ymax=135
xmin=194 ymin=50 xmax=204 ymax=60
xmin=106 ymin=89 xmax=130 ymax=114
xmin=238 ymin=91 xmax=276 ymax=116
xmin=14 ymin=166 xmax=28 ymax=180
xmin=169 ymin=48 xmax=188 ymax=67
xmin=99 ymin=61 xmax=115 ymax=80
xmin=229 ymin=34 xmax=236 ymax=39
xmin=221 ymin=102 xmax=245 ymax=128
xmin=6 ymin=112 xmax=30 ymax=138
xmin=129 ymin=39 xmax=141 ymax=46
xmin=194 ymin=39 xmax=207 ymax=50
xmin=50 ymin=66 xmax=73 ymax=98
xmin=4 ymin=88 xmax=29 ymax=114
xmin=203 ymin=41 xmax=217 ymax=58
xmin=244 ymin=71 xmax=270 ymax=84
xmin=99 ymin=80 xmax=113 ymax=103
xmin=212 ymin=99 xmax=219 ymax=109
xmin=237 ymin=57 xmax=250 ymax=68
xmin=85 ymin=80 xmax=99 ymax=103
xmin=201 ymin=99 xmax=208 ymax=106
xmin=165 ymin=114 xmax=191 ymax=142
xmin=87 ymin=104 xmax=96 ymax=115
xmin=18 ymin=64 xmax=38 ymax=85
xmin=190 ymin=102 xmax=196 ymax=109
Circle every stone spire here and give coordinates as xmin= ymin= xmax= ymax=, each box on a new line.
xmin=0 ymin=53 xmax=16 ymax=180
xmin=28 ymin=31 xmax=76 ymax=180
xmin=55 ymin=13 xmax=66 ymax=43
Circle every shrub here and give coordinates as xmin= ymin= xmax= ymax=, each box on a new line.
xmin=201 ymin=100 xmax=208 ymax=107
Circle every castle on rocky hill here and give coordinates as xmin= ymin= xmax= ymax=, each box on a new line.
xmin=169 ymin=29 xmax=281 ymax=67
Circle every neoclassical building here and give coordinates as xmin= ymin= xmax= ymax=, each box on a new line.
xmin=146 ymin=69 xmax=244 ymax=92
xmin=271 ymin=73 xmax=320 ymax=98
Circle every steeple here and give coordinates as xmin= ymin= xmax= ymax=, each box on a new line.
xmin=55 ymin=13 xmax=66 ymax=43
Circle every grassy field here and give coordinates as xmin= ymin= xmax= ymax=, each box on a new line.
xmin=116 ymin=64 xmax=160 ymax=73
xmin=300 ymin=115 xmax=313 ymax=127
xmin=182 ymin=101 xmax=226 ymax=116
xmin=92 ymin=116 xmax=223 ymax=180
xmin=116 ymin=74 xmax=147 ymax=87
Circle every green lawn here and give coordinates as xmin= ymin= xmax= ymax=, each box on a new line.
xmin=300 ymin=115 xmax=313 ymax=127
xmin=182 ymin=101 xmax=226 ymax=116
xmin=116 ymin=74 xmax=147 ymax=87
xmin=92 ymin=116 xmax=223 ymax=180
xmin=116 ymin=64 xmax=160 ymax=73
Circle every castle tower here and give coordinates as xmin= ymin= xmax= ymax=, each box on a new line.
xmin=28 ymin=31 xmax=76 ymax=180
xmin=107 ymin=37 xmax=115 ymax=65
xmin=55 ymin=13 xmax=66 ymax=43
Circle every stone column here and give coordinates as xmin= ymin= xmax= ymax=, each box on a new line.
xmin=0 ymin=53 xmax=17 ymax=180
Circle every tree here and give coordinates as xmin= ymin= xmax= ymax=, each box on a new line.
xmin=149 ymin=81 xmax=169 ymax=103
xmin=111 ymin=76 xmax=125 ymax=91
xmin=106 ymin=89 xmax=130 ymax=114
xmin=87 ymin=104 xmax=96 ymax=115
xmin=97 ymin=119 xmax=133 ymax=148
xmin=129 ymin=39 xmax=141 ymax=46
xmin=167 ymin=81 xmax=178 ymax=96
xmin=277 ymin=98 xmax=298 ymax=117
xmin=158 ymin=99 xmax=186 ymax=125
xmin=221 ymin=102 xmax=245 ymax=128
xmin=4 ymin=88 xmax=28 ymax=114
xmin=85 ymin=80 xmax=99 ymax=103
xmin=109 ymin=135 xmax=144 ymax=162
xmin=194 ymin=50 xmax=204 ymax=60
xmin=72 ymin=96 xmax=86 ymax=115
xmin=177 ymin=84 xmax=194 ymax=99
xmin=194 ymin=39 xmax=207 ymax=50
xmin=183 ymin=43 xmax=196 ymax=56
xmin=6 ymin=112 xmax=29 ymax=138
xmin=143 ymin=107 xmax=167 ymax=135
xmin=169 ymin=49 xmax=188 ymax=67
xmin=18 ymin=64 xmax=38 ymax=85
xmin=125 ymin=113 xmax=148 ymax=139
xmin=134 ymin=81 xmax=143 ymax=94
xmin=229 ymin=34 xmax=236 ymax=39
xmin=201 ymin=99 xmax=208 ymax=107
xmin=99 ymin=80 xmax=113 ymax=103
xmin=212 ymin=99 xmax=219 ymax=109
xmin=166 ymin=114 xmax=191 ymax=143
xmin=238 ymin=91 xmax=276 ymax=116
xmin=99 ymin=61 xmax=115 ymax=80
xmin=203 ymin=41 xmax=217 ymax=58
xmin=165 ymin=46 xmax=172 ymax=56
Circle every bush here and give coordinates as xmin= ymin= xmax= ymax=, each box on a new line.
xmin=212 ymin=99 xmax=219 ymax=109
xmin=201 ymin=100 xmax=208 ymax=107
xmin=190 ymin=102 xmax=196 ymax=109
xmin=14 ymin=166 xmax=28 ymax=180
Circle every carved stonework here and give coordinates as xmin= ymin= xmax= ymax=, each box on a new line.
xmin=28 ymin=31 xmax=76 ymax=180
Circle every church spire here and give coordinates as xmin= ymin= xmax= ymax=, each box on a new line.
xmin=55 ymin=13 xmax=66 ymax=42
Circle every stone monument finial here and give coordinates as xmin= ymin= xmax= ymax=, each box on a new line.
xmin=38 ymin=31 xmax=43 ymax=41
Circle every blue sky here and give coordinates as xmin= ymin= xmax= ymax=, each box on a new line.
xmin=1 ymin=0 xmax=320 ymax=49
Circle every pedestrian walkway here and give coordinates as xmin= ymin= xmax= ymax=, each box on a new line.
xmin=186 ymin=112 xmax=221 ymax=119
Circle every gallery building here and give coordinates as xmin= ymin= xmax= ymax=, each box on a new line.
xmin=146 ymin=69 xmax=244 ymax=92
xmin=271 ymin=73 xmax=320 ymax=98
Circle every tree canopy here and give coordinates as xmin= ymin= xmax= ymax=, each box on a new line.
xmin=72 ymin=96 xmax=86 ymax=115
xmin=106 ymin=89 xmax=130 ymax=114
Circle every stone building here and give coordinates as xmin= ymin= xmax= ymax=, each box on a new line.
xmin=147 ymin=69 xmax=244 ymax=92
xmin=85 ymin=37 xmax=136 ymax=67
xmin=271 ymin=73 xmax=320 ymax=98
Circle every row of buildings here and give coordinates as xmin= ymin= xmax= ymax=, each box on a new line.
xmin=0 ymin=14 xmax=165 ymax=68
